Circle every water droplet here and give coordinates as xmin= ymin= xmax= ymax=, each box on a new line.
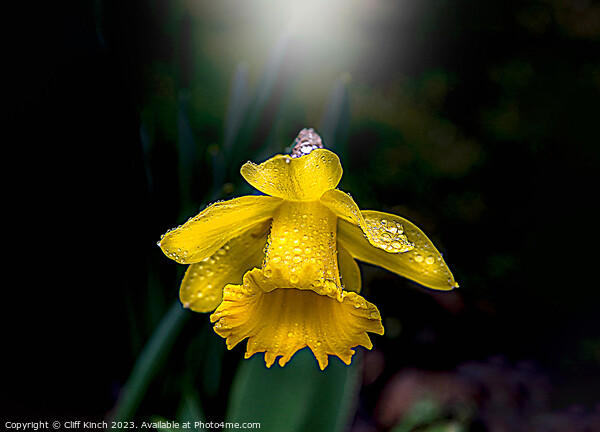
xmin=290 ymin=274 xmax=299 ymax=284
xmin=324 ymin=280 xmax=337 ymax=292
xmin=415 ymin=254 xmax=424 ymax=263
xmin=287 ymin=332 xmax=294 ymax=337
xmin=425 ymin=256 xmax=435 ymax=265
xmin=264 ymin=266 xmax=273 ymax=278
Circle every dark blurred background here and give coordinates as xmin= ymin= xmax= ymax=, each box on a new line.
xmin=5 ymin=0 xmax=600 ymax=431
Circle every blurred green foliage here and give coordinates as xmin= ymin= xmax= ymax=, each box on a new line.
xmin=6 ymin=0 xmax=600 ymax=430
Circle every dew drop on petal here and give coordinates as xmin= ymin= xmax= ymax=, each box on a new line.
xmin=264 ymin=266 xmax=273 ymax=278
xmin=324 ymin=280 xmax=337 ymax=293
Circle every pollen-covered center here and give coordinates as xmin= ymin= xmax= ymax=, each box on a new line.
xmin=263 ymin=200 xmax=342 ymax=297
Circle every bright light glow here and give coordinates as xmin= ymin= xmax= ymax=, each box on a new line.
xmin=183 ymin=0 xmax=421 ymax=123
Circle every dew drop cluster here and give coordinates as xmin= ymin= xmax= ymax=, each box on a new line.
xmin=364 ymin=217 xmax=414 ymax=253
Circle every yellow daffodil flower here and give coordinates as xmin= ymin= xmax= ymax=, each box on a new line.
xmin=159 ymin=129 xmax=458 ymax=370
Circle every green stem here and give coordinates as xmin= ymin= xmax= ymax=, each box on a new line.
xmin=109 ymin=300 xmax=190 ymax=428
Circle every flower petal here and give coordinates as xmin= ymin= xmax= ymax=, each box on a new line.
xmin=338 ymin=211 xmax=458 ymax=291
xmin=210 ymin=268 xmax=384 ymax=370
xmin=262 ymin=200 xmax=343 ymax=299
xmin=240 ymin=149 xmax=342 ymax=200
xmin=338 ymin=242 xmax=361 ymax=293
xmin=179 ymin=220 xmax=271 ymax=313
xmin=159 ymin=195 xmax=282 ymax=264
xmin=321 ymin=189 xmax=415 ymax=254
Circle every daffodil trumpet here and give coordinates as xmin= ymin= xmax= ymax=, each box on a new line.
xmin=159 ymin=129 xmax=458 ymax=369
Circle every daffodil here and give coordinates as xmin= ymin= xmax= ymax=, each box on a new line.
xmin=159 ymin=129 xmax=458 ymax=370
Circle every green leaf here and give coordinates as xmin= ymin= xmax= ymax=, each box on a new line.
xmin=319 ymin=75 xmax=351 ymax=157
xmin=226 ymin=35 xmax=291 ymax=171
xmin=177 ymin=88 xmax=200 ymax=215
xmin=422 ymin=422 xmax=466 ymax=432
xmin=225 ymin=348 xmax=362 ymax=432
xmin=110 ymin=301 xmax=190 ymax=428
xmin=148 ymin=415 xmax=182 ymax=432
xmin=177 ymin=390 xmax=207 ymax=431
xmin=223 ymin=62 xmax=250 ymax=155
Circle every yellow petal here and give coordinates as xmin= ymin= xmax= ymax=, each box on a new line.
xmin=240 ymin=149 xmax=342 ymax=201
xmin=338 ymin=242 xmax=361 ymax=293
xmin=179 ymin=220 xmax=271 ymax=313
xmin=210 ymin=268 xmax=384 ymax=370
xmin=159 ymin=195 xmax=282 ymax=264
xmin=262 ymin=200 xmax=342 ymax=299
xmin=338 ymin=211 xmax=458 ymax=291
xmin=321 ymin=189 xmax=415 ymax=254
